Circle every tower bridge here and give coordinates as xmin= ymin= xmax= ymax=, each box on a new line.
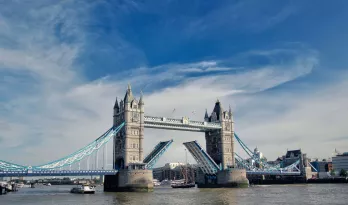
xmin=0 ymin=84 xmax=302 ymax=191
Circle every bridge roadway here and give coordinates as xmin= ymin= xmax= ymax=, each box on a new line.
xmin=0 ymin=169 xmax=300 ymax=177
xmin=0 ymin=170 xmax=118 ymax=177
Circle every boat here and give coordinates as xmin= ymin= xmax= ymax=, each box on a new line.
xmin=171 ymin=183 xmax=195 ymax=188
xmin=171 ymin=149 xmax=196 ymax=189
xmin=5 ymin=183 xmax=14 ymax=192
xmin=70 ymin=184 xmax=96 ymax=194
xmin=153 ymin=179 xmax=161 ymax=186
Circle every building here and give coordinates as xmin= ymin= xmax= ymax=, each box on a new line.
xmin=282 ymin=149 xmax=312 ymax=179
xmin=153 ymin=163 xmax=198 ymax=181
xmin=332 ymin=152 xmax=348 ymax=171
xmin=310 ymin=160 xmax=329 ymax=172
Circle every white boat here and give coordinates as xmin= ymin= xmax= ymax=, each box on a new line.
xmin=153 ymin=179 xmax=161 ymax=186
xmin=16 ymin=183 xmax=25 ymax=188
xmin=5 ymin=183 xmax=13 ymax=192
xmin=70 ymin=184 xmax=96 ymax=194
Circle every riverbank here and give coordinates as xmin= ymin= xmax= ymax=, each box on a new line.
xmin=250 ymin=177 xmax=348 ymax=185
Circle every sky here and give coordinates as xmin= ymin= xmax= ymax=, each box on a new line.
xmin=0 ymin=0 xmax=348 ymax=168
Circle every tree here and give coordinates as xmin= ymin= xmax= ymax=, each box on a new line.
xmin=330 ymin=169 xmax=336 ymax=176
xmin=339 ymin=169 xmax=347 ymax=177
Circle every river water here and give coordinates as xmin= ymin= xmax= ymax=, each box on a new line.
xmin=1 ymin=184 xmax=347 ymax=205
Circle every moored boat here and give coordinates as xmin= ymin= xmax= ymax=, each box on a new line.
xmin=171 ymin=183 xmax=195 ymax=188
xmin=70 ymin=184 xmax=95 ymax=194
xmin=171 ymin=149 xmax=196 ymax=189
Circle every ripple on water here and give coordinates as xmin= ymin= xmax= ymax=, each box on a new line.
xmin=1 ymin=184 xmax=348 ymax=205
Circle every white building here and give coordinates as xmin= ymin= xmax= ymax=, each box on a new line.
xmin=254 ymin=147 xmax=263 ymax=160
xmin=332 ymin=152 xmax=348 ymax=171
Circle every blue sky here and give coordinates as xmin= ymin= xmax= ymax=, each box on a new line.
xmin=0 ymin=0 xmax=348 ymax=167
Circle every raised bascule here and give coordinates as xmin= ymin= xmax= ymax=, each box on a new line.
xmin=104 ymin=84 xmax=248 ymax=191
xmin=0 ymin=84 xmax=304 ymax=191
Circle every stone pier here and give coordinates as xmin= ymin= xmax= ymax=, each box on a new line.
xmin=104 ymin=169 xmax=153 ymax=192
xmin=196 ymin=169 xmax=249 ymax=188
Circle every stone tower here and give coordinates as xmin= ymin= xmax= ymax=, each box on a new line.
xmin=113 ymin=84 xmax=144 ymax=169
xmin=204 ymin=100 xmax=235 ymax=170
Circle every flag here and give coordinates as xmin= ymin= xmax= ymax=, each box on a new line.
xmin=172 ymin=108 xmax=176 ymax=113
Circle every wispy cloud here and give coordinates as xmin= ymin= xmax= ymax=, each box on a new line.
xmin=0 ymin=0 xmax=346 ymax=168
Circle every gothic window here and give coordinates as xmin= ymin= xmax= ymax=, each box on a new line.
xmin=133 ymin=105 xmax=137 ymax=109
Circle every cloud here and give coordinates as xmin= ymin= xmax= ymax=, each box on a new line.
xmin=183 ymin=0 xmax=300 ymax=37
xmin=0 ymin=0 xmax=345 ymax=170
xmin=232 ymin=73 xmax=348 ymax=159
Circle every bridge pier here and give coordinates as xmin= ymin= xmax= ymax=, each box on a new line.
xmin=196 ymin=169 xmax=249 ymax=188
xmin=104 ymin=163 xmax=153 ymax=192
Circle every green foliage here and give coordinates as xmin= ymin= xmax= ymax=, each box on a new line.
xmin=339 ymin=169 xmax=347 ymax=177
xmin=330 ymin=169 xmax=336 ymax=176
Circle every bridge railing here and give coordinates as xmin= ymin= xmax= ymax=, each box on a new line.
xmin=144 ymin=116 xmax=222 ymax=129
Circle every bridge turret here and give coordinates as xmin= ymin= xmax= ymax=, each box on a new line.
xmin=205 ymin=99 xmax=235 ymax=170
xmin=113 ymin=84 xmax=144 ymax=169
xmin=114 ymin=97 xmax=119 ymax=113
xmin=229 ymin=105 xmax=232 ymax=119
xmin=204 ymin=109 xmax=209 ymax=122
xmin=138 ymin=91 xmax=144 ymax=161
xmin=124 ymin=83 xmax=134 ymax=103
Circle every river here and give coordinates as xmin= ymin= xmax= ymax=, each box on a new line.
xmin=1 ymin=184 xmax=347 ymax=205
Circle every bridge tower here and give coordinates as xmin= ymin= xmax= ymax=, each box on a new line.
xmin=113 ymin=84 xmax=144 ymax=169
xmin=200 ymin=100 xmax=249 ymax=188
xmin=105 ymin=84 xmax=152 ymax=192
xmin=205 ymin=100 xmax=235 ymax=170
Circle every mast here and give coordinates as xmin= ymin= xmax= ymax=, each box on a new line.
xmin=185 ymin=149 xmax=188 ymax=184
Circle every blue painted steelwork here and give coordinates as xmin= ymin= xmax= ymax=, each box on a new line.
xmin=144 ymin=139 xmax=173 ymax=169
xmin=234 ymin=152 xmax=253 ymax=170
xmin=0 ymin=160 xmax=27 ymax=171
xmin=32 ymin=123 xmax=124 ymax=170
xmin=234 ymin=133 xmax=273 ymax=169
xmin=0 ymin=123 xmax=125 ymax=171
xmin=0 ymin=170 xmax=118 ymax=177
xmin=234 ymin=133 xmax=254 ymax=158
xmin=183 ymin=140 xmax=220 ymax=175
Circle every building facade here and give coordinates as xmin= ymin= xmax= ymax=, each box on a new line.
xmin=153 ymin=163 xmax=198 ymax=181
xmin=113 ymin=84 xmax=144 ymax=169
xmin=310 ymin=160 xmax=332 ymax=172
xmin=281 ymin=149 xmax=312 ymax=179
xmin=204 ymin=100 xmax=235 ymax=170
xmin=332 ymin=152 xmax=348 ymax=171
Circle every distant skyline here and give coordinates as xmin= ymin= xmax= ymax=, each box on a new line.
xmin=0 ymin=1 xmax=347 ymax=167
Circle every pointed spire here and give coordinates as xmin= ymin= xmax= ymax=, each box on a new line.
xmin=204 ymin=109 xmax=209 ymax=119
xmin=124 ymin=83 xmax=134 ymax=103
xmin=114 ymin=97 xmax=119 ymax=109
xmin=229 ymin=104 xmax=232 ymax=118
xmin=139 ymin=90 xmax=144 ymax=105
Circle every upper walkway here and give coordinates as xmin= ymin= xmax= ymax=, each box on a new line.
xmin=144 ymin=116 xmax=221 ymax=132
